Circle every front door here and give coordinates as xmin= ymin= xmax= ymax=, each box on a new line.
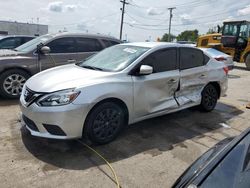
xmin=132 ymin=48 xmax=180 ymax=119
xmin=39 ymin=37 xmax=78 ymax=71
xmin=176 ymin=47 xmax=209 ymax=106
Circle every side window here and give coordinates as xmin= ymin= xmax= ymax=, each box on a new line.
xmin=14 ymin=37 xmax=22 ymax=47
xmin=142 ymin=48 xmax=177 ymax=73
xmin=0 ymin=38 xmax=16 ymax=49
xmin=22 ymin=37 xmax=33 ymax=43
xmin=47 ymin=37 xmax=76 ymax=53
xmin=76 ymin=38 xmax=103 ymax=52
xmin=110 ymin=40 xmax=120 ymax=46
xmin=102 ymin=39 xmax=112 ymax=47
xmin=204 ymin=54 xmax=210 ymax=65
xmin=180 ymin=48 xmax=204 ymax=70
xmin=102 ymin=39 xmax=120 ymax=48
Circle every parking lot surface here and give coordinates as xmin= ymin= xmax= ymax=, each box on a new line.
xmin=1 ymin=64 xmax=250 ymax=188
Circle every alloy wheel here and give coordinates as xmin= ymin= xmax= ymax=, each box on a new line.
xmin=3 ymin=74 xmax=26 ymax=96
xmin=92 ymin=108 xmax=122 ymax=141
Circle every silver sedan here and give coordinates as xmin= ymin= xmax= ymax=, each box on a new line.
xmin=20 ymin=42 xmax=228 ymax=144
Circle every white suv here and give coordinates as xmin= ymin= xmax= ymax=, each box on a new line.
xmin=20 ymin=42 xmax=228 ymax=144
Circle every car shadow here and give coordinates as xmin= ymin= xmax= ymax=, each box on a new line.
xmin=19 ymin=101 xmax=244 ymax=172
xmin=234 ymin=65 xmax=249 ymax=71
xmin=0 ymin=97 xmax=19 ymax=106
xmin=228 ymin=74 xmax=241 ymax=79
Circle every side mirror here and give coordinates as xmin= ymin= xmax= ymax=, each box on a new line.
xmin=139 ymin=65 xmax=153 ymax=75
xmin=40 ymin=46 xmax=51 ymax=54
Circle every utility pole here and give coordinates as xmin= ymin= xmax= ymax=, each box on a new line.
xmin=119 ymin=0 xmax=129 ymax=40
xmin=168 ymin=7 xmax=176 ymax=42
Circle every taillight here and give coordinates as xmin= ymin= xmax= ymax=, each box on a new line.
xmin=215 ymin=57 xmax=227 ymax=61
xmin=223 ymin=67 xmax=229 ymax=75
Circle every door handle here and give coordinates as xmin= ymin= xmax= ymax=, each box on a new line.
xmin=67 ymin=59 xmax=76 ymax=63
xmin=199 ymin=74 xmax=207 ymax=78
xmin=168 ymin=79 xmax=178 ymax=84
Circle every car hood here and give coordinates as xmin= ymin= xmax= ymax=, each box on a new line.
xmin=0 ymin=49 xmax=23 ymax=57
xmin=25 ymin=64 xmax=115 ymax=92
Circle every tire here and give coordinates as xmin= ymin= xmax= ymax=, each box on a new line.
xmin=83 ymin=102 xmax=126 ymax=145
xmin=200 ymin=84 xmax=218 ymax=112
xmin=0 ymin=69 xmax=30 ymax=99
xmin=246 ymin=54 xmax=250 ymax=70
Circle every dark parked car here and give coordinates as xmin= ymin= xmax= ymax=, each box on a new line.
xmin=0 ymin=35 xmax=34 ymax=49
xmin=173 ymin=128 xmax=250 ymax=188
xmin=0 ymin=33 xmax=121 ymax=98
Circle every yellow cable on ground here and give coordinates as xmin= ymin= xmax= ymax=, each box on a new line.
xmin=77 ymin=140 xmax=120 ymax=188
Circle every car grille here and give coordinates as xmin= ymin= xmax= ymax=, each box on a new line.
xmin=23 ymin=87 xmax=42 ymax=106
xmin=24 ymin=87 xmax=35 ymax=102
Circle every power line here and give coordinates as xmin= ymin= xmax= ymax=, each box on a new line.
xmin=125 ymin=5 xmax=249 ymax=28
xmin=125 ymin=12 xmax=168 ymax=26
xmin=119 ymin=0 xmax=129 ymax=40
xmin=129 ymin=0 xmax=210 ymax=10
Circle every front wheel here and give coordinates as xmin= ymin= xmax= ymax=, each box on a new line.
xmin=83 ymin=102 xmax=126 ymax=145
xmin=0 ymin=69 xmax=30 ymax=99
xmin=200 ymin=84 xmax=218 ymax=112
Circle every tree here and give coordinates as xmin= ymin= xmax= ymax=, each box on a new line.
xmin=160 ymin=33 xmax=176 ymax=42
xmin=207 ymin=25 xmax=222 ymax=34
xmin=176 ymin=29 xmax=199 ymax=42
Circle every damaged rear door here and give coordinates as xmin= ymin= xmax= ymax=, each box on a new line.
xmin=176 ymin=47 xmax=209 ymax=106
xmin=132 ymin=47 xmax=180 ymax=119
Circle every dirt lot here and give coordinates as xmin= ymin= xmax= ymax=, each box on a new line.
xmin=1 ymin=64 xmax=250 ymax=188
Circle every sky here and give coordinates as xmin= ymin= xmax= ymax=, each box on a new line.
xmin=0 ymin=0 xmax=250 ymax=41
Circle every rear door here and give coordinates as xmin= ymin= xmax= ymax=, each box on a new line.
xmin=40 ymin=37 xmax=78 ymax=70
xmin=132 ymin=48 xmax=180 ymax=119
xmin=176 ymin=47 xmax=209 ymax=106
xmin=75 ymin=37 xmax=103 ymax=61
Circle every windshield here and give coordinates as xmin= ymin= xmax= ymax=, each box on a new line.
xmin=78 ymin=45 xmax=149 ymax=72
xmin=15 ymin=34 xmax=53 ymax=53
xmin=223 ymin=23 xmax=239 ymax=36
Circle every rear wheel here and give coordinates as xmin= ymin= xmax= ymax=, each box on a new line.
xmin=83 ymin=102 xmax=126 ymax=145
xmin=246 ymin=54 xmax=250 ymax=70
xmin=200 ymin=84 xmax=218 ymax=112
xmin=0 ymin=69 xmax=30 ymax=99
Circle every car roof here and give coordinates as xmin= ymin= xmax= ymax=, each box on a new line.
xmin=120 ymin=42 xmax=184 ymax=48
xmin=47 ymin=32 xmax=120 ymax=41
xmin=0 ymin=35 xmax=35 ymax=38
xmin=199 ymin=48 xmax=231 ymax=57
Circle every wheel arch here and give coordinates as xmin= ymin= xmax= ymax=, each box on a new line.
xmin=84 ymin=97 xmax=129 ymax=126
xmin=0 ymin=67 xmax=32 ymax=77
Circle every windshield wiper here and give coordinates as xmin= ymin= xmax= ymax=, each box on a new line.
xmin=81 ymin=65 xmax=104 ymax=71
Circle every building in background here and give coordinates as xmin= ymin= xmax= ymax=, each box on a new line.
xmin=0 ymin=20 xmax=48 ymax=36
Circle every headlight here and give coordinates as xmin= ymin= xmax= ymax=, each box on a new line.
xmin=37 ymin=89 xmax=80 ymax=106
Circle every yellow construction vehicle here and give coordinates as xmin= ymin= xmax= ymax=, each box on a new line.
xmin=197 ymin=20 xmax=250 ymax=69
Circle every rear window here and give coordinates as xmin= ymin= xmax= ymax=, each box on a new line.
xmin=142 ymin=48 xmax=177 ymax=72
xmin=204 ymin=54 xmax=210 ymax=64
xmin=102 ymin=39 xmax=120 ymax=47
xmin=180 ymin=48 xmax=204 ymax=70
xmin=76 ymin=38 xmax=103 ymax=52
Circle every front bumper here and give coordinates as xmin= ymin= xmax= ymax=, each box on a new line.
xmin=20 ymin=95 xmax=90 ymax=139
